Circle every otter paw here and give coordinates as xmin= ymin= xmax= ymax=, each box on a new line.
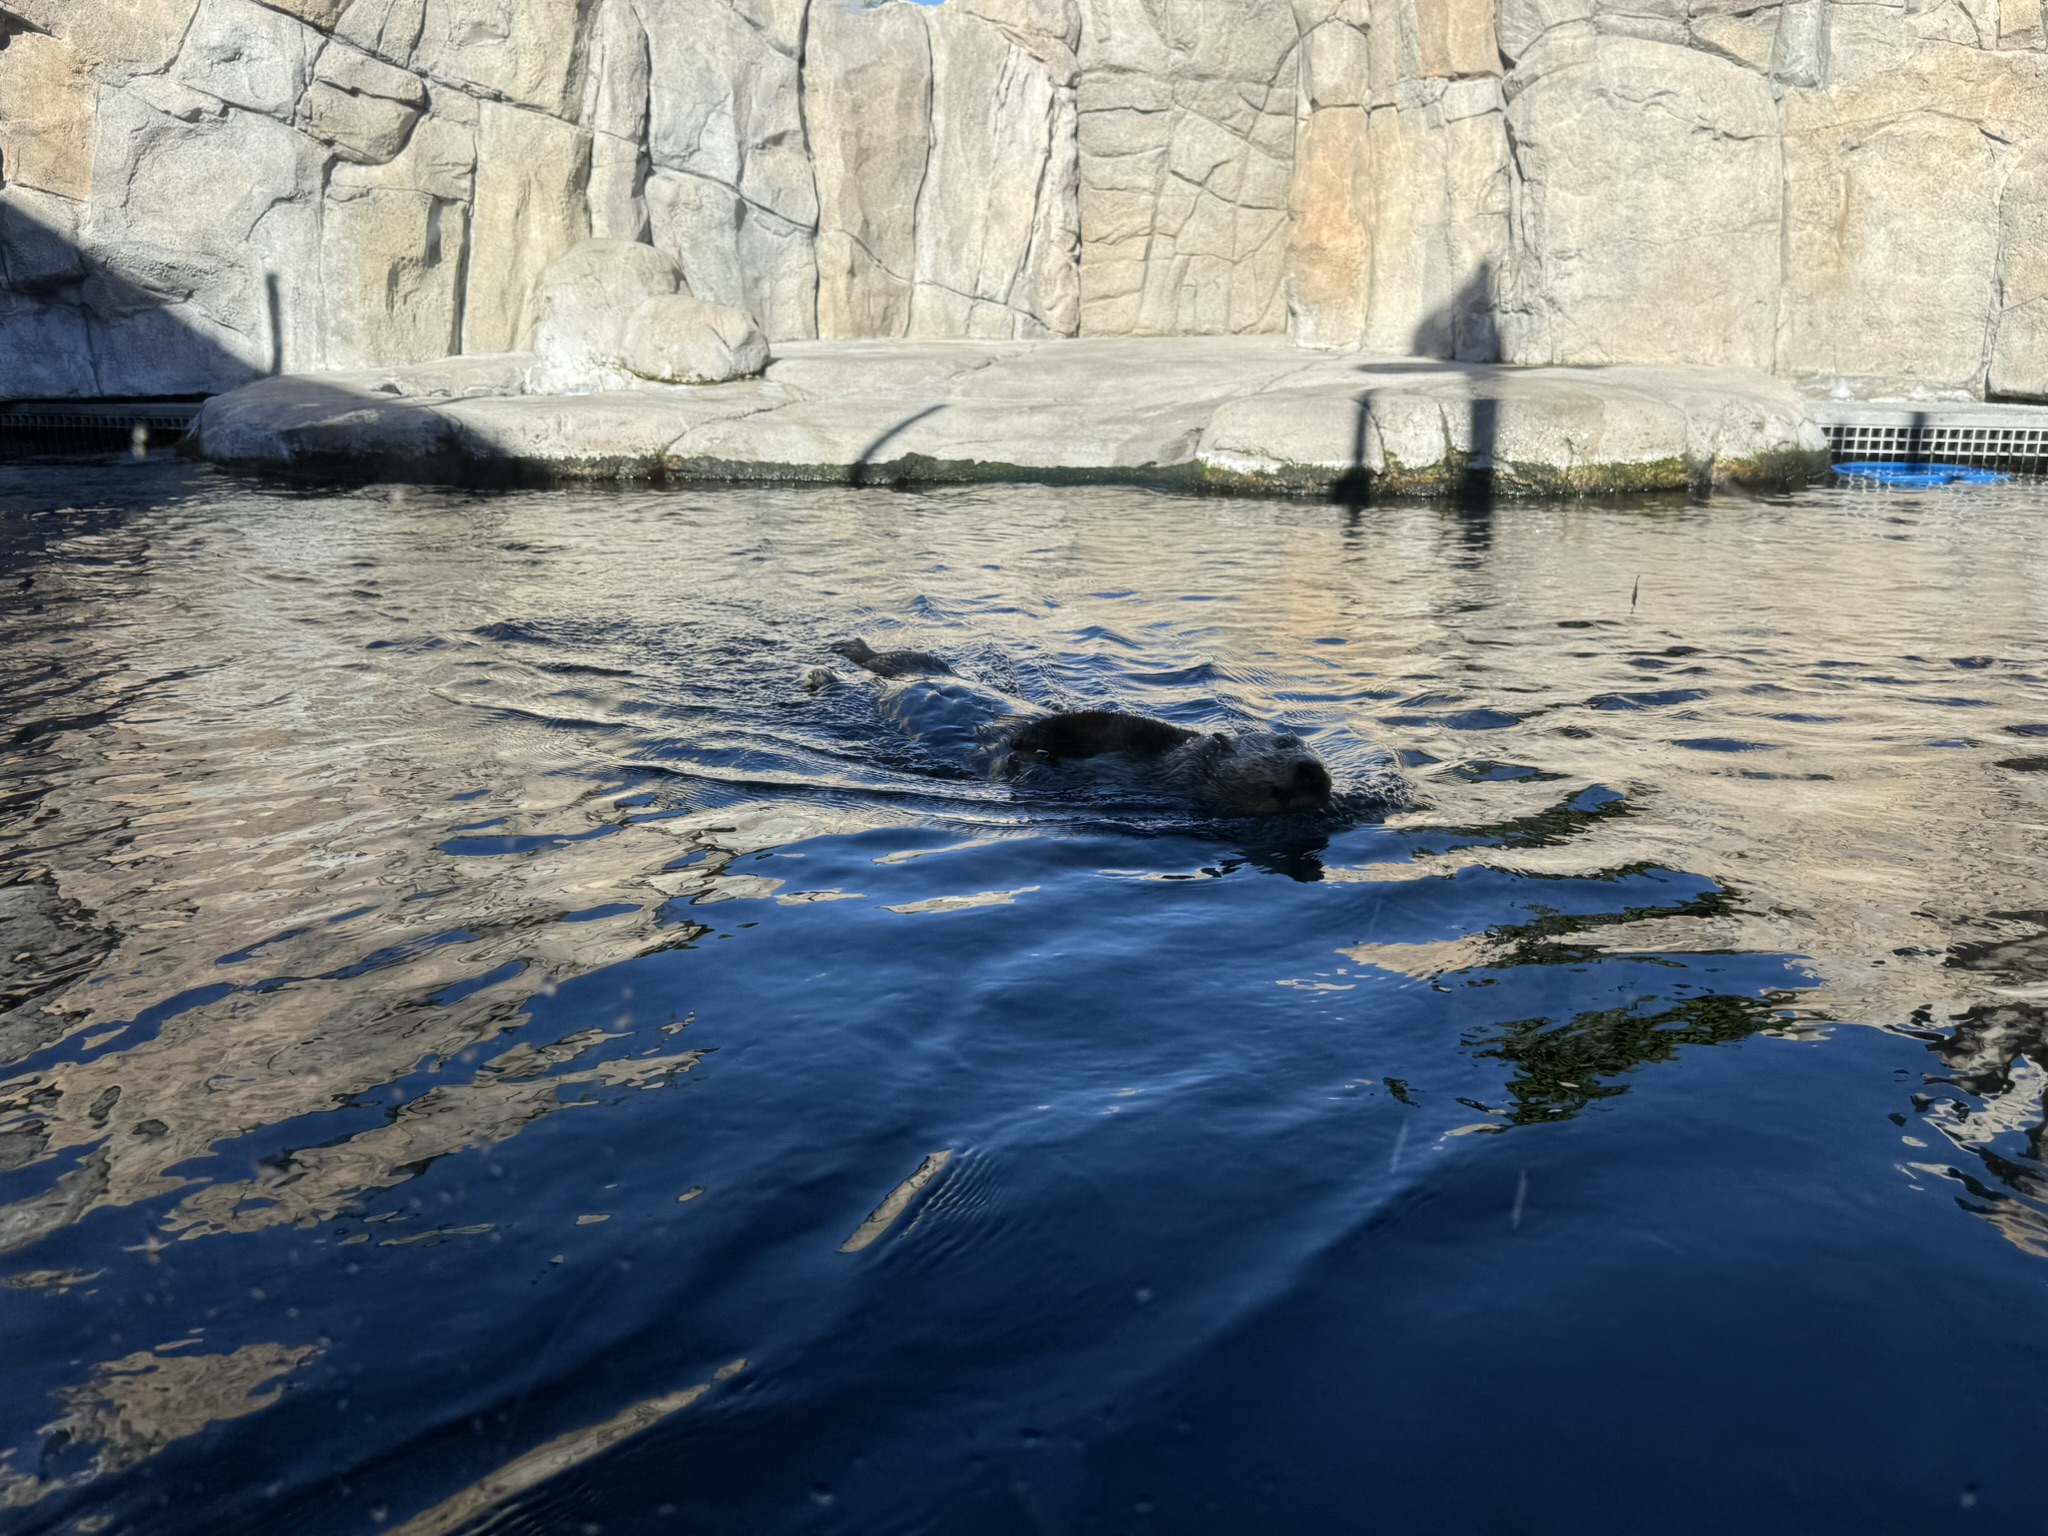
xmin=801 ymin=667 xmax=838 ymax=693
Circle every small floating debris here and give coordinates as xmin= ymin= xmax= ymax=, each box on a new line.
xmin=1831 ymin=461 xmax=2009 ymax=488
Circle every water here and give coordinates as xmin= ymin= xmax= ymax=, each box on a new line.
xmin=3 ymin=458 xmax=2048 ymax=1536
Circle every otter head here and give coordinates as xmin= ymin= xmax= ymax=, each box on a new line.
xmin=1178 ymin=731 xmax=1333 ymax=815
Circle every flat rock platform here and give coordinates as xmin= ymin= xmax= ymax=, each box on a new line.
xmin=191 ymin=338 xmax=1831 ymax=497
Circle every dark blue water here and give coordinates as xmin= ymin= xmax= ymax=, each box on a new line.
xmin=4 ymin=458 xmax=2048 ymax=1534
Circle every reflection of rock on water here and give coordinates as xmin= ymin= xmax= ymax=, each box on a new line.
xmin=0 ymin=880 xmax=114 ymax=1068
xmin=0 ymin=491 xmax=893 ymax=1259
xmin=1913 ymin=911 xmax=2048 ymax=1259
xmin=0 ymin=1341 xmax=320 ymax=1512
xmin=7 ymin=478 xmax=2048 ymax=1273
xmin=164 ymin=1034 xmax=708 ymax=1241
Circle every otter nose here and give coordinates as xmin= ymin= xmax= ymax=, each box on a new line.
xmin=1274 ymin=734 xmax=1301 ymax=749
xmin=1287 ymin=760 xmax=1332 ymax=806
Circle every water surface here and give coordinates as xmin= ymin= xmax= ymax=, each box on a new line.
xmin=3 ymin=461 xmax=2048 ymax=1534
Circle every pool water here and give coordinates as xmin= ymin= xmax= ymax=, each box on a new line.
xmin=3 ymin=460 xmax=2048 ymax=1535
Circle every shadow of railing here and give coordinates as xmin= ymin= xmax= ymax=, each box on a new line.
xmin=1421 ymin=262 xmax=1499 ymax=520
xmin=1329 ymin=263 xmax=1502 ymax=520
xmin=849 ymin=403 xmax=947 ymax=488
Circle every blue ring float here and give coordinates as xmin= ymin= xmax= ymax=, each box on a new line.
xmin=1832 ymin=461 xmax=2009 ymax=488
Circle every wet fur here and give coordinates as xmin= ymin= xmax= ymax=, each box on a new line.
xmin=830 ymin=638 xmax=954 ymax=679
xmin=825 ymin=638 xmax=1335 ymax=816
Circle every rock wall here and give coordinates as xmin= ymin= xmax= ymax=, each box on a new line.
xmin=1074 ymin=0 xmax=1300 ymax=335
xmin=1283 ymin=0 xmax=2048 ymax=396
xmin=804 ymin=0 xmax=1082 ymax=340
xmin=0 ymin=0 xmax=2044 ymax=400
xmin=1285 ymin=0 xmax=1510 ymax=356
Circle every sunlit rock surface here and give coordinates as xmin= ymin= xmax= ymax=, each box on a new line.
xmin=0 ymin=0 xmax=2043 ymax=398
xmin=190 ymin=336 xmax=1827 ymax=494
xmin=1074 ymin=0 xmax=1300 ymax=335
xmin=622 ymin=293 xmax=773 ymax=384
xmin=1498 ymin=36 xmax=1781 ymax=369
xmin=528 ymin=238 xmax=684 ymax=392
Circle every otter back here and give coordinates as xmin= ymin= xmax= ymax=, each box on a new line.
xmin=1006 ymin=711 xmax=1196 ymax=764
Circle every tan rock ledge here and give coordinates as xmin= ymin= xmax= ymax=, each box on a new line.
xmin=189 ymin=338 xmax=1831 ymax=498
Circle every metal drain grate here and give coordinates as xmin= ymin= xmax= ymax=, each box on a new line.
xmin=1810 ymin=402 xmax=2048 ymax=476
xmin=0 ymin=400 xmax=202 ymax=455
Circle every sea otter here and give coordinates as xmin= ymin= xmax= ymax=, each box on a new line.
xmin=818 ymin=638 xmax=1334 ymax=816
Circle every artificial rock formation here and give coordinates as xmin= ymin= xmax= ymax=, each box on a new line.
xmin=587 ymin=0 xmax=817 ymax=341
xmin=524 ymin=238 xmax=771 ymax=388
xmin=529 ymin=238 xmax=683 ymax=390
xmin=188 ymin=335 xmax=1832 ymax=492
xmin=1286 ymin=0 xmax=1511 ymax=358
xmin=1499 ymin=35 xmax=1781 ymax=369
xmin=621 ymin=293 xmax=771 ymax=383
xmin=1075 ymin=0 xmax=1301 ymax=335
xmin=803 ymin=0 xmax=1082 ymax=341
xmin=0 ymin=0 xmax=2045 ymax=402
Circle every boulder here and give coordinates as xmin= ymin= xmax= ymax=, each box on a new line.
xmin=530 ymin=239 xmax=683 ymax=388
xmin=621 ymin=294 xmax=771 ymax=385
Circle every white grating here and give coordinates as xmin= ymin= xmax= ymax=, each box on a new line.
xmin=1811 ymin=402 xmax=2048 ymax=476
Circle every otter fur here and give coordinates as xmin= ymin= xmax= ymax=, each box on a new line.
xmin=1007 ymin=711 xmax=1334 ymax=815
xmin=822 ymin=638 xmax=1334 ymax=817
xmin=830 ymin=638 xmax=954 ymax=679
